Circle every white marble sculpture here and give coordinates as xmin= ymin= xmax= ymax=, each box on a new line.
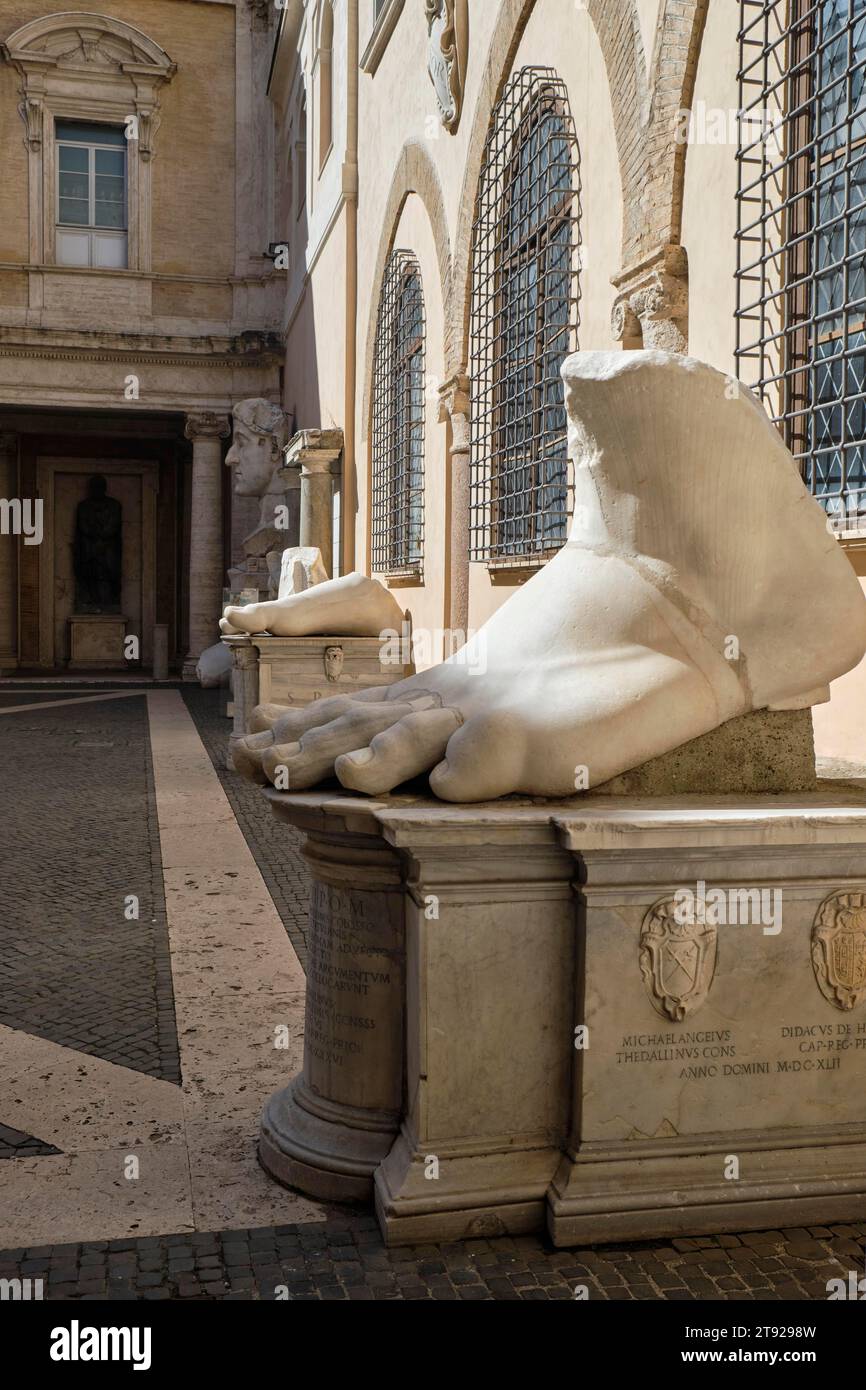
xmin=225 ymin=398 xmax=291 ymax=591
xmin=221 ymin=571 xmax=405 ymax=640
xmin=220 ymin=545 xmax=330 ymax=637
xmin=234 ymin=351 xmax=866 ymax=801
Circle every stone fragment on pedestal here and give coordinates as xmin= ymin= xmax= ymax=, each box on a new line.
xmin=278 ymin=429 xmax=343 ymax=577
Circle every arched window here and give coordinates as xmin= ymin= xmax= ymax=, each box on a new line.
xmin=371 ymin=250 xmax=426 ymax=575
xmin=318 ymin=1 xmax=334 ymax=173
xmin=736 ymin=0 xmax=866 ymax=534
xmin=470 ymin=67 xmax=581 ymax=565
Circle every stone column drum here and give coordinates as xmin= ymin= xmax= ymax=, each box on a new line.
xmin=259 ymin=795 xmax=406 ymax=1200
xmin=183 ymin=412 xmax=229 ymax=680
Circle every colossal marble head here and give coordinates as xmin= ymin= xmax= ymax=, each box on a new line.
xmin=225 ymin=399 xmax=288 ymax=498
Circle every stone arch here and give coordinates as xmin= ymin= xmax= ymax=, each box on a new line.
xmin=446 ymin=0 xmax=646 ymax=378
xmin=445 ymin=0 xmax=715 ymax=371
xmin=641 ymin=0 xmax=711 ymax=253
xmin=361 ymin=139 xmax=452 ymax=433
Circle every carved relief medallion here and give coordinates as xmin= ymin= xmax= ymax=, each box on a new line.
xmin=424 ymin=0 xmax=468 ymax=134
xmin=812 ymin=891 xmax=866 ymax=1011
xmin=640 ymin=897 xmax=718 ymax=1021
xmin=324 ymin=645 xmax=344 ymax=682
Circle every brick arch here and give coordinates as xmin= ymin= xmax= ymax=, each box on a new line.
xmin=445 ymin=0 xmax=715 ymax=372
xmin=445 ymin=0 xmax=648 ymax=378
xmin=640 ymin=0 xmax=711 ymax=255
xmin=361 ymin=139 xmax=452 ymax=432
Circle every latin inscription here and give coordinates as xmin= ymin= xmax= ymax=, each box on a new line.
xmin=303 ymin=881 xmax=403 ymax=1110
xmin=614 ymin=1020 xmax=866 ymax=1080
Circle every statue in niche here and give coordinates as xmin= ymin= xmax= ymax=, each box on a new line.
xmin=425 ymin=0 xmax=468 ymax=134
xmin=74 ymin=474 xmax=122 ymax=613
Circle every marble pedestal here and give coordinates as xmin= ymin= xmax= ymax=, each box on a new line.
xmin=260 ymin=785 xmax=866 ymax=1246
xmin=222 ymin=634 xmax=413 ymax=768
xmin=68 ymin=614 xmax=127 ymax=669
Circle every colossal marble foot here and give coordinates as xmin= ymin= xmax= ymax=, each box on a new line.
xmin=220 ymin=571 xmax=405 ymax=638
xmin=234 ymin=351 xmax=866 ymax=802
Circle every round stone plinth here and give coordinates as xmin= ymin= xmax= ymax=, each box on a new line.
xmin=259 ymin=1078 xmax=398 ymax=1202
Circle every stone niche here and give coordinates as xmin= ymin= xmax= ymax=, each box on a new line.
xmin=260 ymin=781 xmax=866 ymax=1246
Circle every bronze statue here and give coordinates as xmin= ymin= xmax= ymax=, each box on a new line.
xmin=74 ymin=474 xmax=122 ymax=613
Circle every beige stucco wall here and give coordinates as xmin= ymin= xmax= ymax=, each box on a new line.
xmin=680 ymin=0 xmax=738 ymax=378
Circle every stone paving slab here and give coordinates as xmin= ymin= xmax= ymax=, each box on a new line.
xmin=0 ymin=1218 xmax=863 ymax=1301
xmin=0 ymin=1025 xmax=185 ymax=1156
xmin=182 ymin=688 xmax=311 ymax=965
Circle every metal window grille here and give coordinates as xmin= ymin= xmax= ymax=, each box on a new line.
xmin=469 ymin=67 xmax=581 ymax=565
xmin=371 ymin=250 xmax=426 ymax=573
xmin=736 ymin=0 xmax=866 ymax=534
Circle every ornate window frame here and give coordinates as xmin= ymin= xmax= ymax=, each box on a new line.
xmin=2 ymin=12 xmax=176 ymax=271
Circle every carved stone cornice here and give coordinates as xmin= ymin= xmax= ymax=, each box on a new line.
xmin=0 ymin=325 xmax=284 ymax=370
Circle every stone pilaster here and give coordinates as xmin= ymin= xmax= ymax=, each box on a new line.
xmin=611 ymin=244 xmax=689 ymax=353
xmin=0 ymin=433 xmax=19 ymax=671
xmin=439 ymin=373 xmax=471 ymax=643
xmin=183 ymin=412 xmax=230 ymax=680
xmin=280 ymin=429 xmax=343 ymax=576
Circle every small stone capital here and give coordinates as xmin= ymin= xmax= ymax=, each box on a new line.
xmin=185 ymin=412 xmax=230 ymax=442
xmin=438 ymin=372 xmax=470 ymax=424
xmin=279 ymin=428 xmax=343 ymax=483
xmin=611 ymin=244 xmax=689 ymax=353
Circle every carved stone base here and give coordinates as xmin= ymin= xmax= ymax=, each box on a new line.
xmin=222 ymin=633 xmax=413 ymax=765
xmin=68 ymin=613 xmax=127 ymax=669
xmin=260 ymin=783 xmax=866 ymax=1246
xmin=258 ymin=807 xmax=406 ymax=1201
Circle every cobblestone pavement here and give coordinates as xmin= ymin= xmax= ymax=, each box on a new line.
xmin=0 ymin=1122 xmax=60 ymax=1160
xmin=0 ymin=1218 xmax=864 ymax=1300
xmin=182 ymin=687 xmax=311 ymax=966
xmin=0 ymin=691 xmax=179 ymax=1083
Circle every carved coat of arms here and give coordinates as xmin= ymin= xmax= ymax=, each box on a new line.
xmin=812 ymin=891 xmax=866 ymax=1011
xmin=640 ymin=897 xmax=718 ymax=1021
xmin=424 ymin=0 xmax=468 ymax=134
